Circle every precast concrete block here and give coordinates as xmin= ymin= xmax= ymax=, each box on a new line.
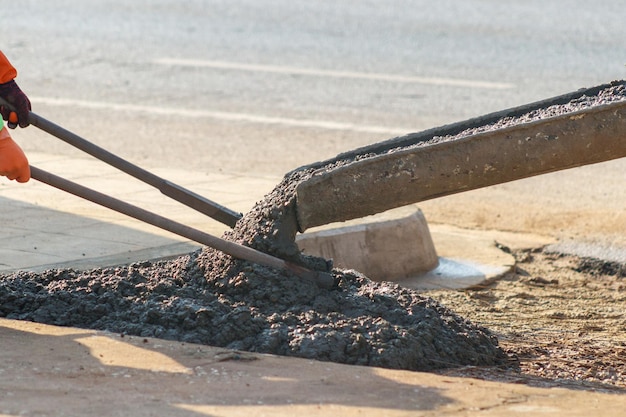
xmin=296 ymin=206 xmax=438 ymax=281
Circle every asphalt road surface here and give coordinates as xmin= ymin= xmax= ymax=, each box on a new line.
xmin=2 ymin=0 xmax=625 ymax=259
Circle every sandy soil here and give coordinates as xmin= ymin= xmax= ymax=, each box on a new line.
xmin=425 ymin=248 xmax=626 ymax=393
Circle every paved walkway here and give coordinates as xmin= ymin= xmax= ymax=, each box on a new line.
xmin=0 ymin=151 xmax=279 ymax=273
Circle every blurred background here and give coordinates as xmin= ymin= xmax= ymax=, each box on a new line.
xmin=2 ymin=0 xmax=624 ymax=174
xmin=1 ymin=0 xmax=625 ymax=259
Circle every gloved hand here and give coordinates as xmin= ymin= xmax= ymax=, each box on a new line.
xmin=0 ymin=79 xmax=31 ymax=128
xmin=0 ymin=128 xmax=30 ymax=182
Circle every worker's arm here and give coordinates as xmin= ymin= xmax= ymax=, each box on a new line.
xmin=0 ymin=119 xmax=30 ymax=182
xmin=0 ymin=51 xmax=31 ymax=128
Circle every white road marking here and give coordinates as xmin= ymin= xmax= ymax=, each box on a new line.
xmin=32 ymin=97 xmax=412 ymax=135
xmin=154 ymin=58 xmax=515 ymax=90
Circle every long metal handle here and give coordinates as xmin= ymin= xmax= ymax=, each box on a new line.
xmin=0 ymin=97 xmax=242 ymax=228
xmin=29 ymin=165 xmax=333 ymax=288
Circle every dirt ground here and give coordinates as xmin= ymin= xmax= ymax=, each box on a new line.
xmin=407 ymin=151 xmax=626 ymax=394
xmin=424 ymin=248 xmax=626 ymax=393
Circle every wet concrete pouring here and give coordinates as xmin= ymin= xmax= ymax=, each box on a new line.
xmin=1 ymin=81 xmax=624 ymax=374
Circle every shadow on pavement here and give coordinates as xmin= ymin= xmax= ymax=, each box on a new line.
xmin=0 ymin=319 xmax=453 ymax=416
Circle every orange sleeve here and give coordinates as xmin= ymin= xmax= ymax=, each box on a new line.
xmin=0 ymin=51 xmax=18 ymax=84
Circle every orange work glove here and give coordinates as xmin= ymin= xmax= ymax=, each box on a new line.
xmin=0 ymin=126 xmax=30 ymax=182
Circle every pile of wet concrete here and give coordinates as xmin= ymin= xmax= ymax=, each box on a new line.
xmin=0 ymin=153 xmax=508 ymax=372
xmin=1 ymin=81 xmax=624 ymax=371
xmin=0 ymin=161 xmax=508 ymax=370
xmin=0 ymin=254 xmax=505 ymax=370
